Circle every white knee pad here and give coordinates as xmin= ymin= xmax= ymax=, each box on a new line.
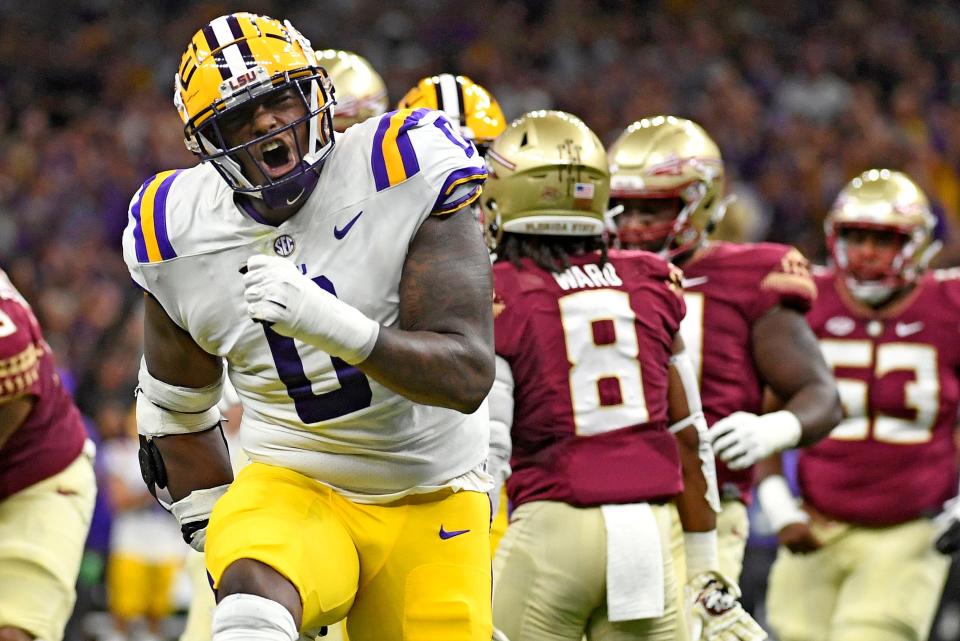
xmin=212 ymin=594 xmax=299 ymax=641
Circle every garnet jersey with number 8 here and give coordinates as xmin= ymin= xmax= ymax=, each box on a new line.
xmin=0 ymin=270 xmax=87 ymax=499
xmin=494 ymin=250 xmax=685 ymax=509
xmin=677 ymin=241 xmax=817 ymax=501
xmin=801 ymin=268 xmax=960 ymax=525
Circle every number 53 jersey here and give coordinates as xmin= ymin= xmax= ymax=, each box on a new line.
xmin=493 ymin=250 xmax=686 ymax=509
xmin=121 ymin=109 xmax=490 ymax=501
xmin=802 ymin=267 xmax=960 ymax=525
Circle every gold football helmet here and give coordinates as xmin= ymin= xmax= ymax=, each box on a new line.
xmin=317 ymin=49 xmax=387 ymax=132
xmin=608 ymin=116 xmax=725 ymax=258
xmin=826 ymin=169 xmax=939 ymax=303
xmin=174 ymin=13 xmax=335 ymax=207
xmin=398 ymin=74 xmax=506 ymax=154
xmin=480 ymin=110 xmax=609 ymax=242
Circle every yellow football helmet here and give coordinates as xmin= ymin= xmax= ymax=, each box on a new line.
xmin=174 ymin=13 xmax=335 ymax=207
xmin=480 ymin=110 xmax=609 ymax=241
xmin=608 ymin=116 xmax=726 ymax=258
xmin=317 ymin=49 xmax=388 ymax=132
xmin=398 ymin=74 xmax=506 ymax=154
xmin=826 ymin=169 xmax=939 ymax=303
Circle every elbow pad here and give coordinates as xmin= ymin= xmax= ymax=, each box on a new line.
xmin=136 ymin=357 xmax=223 ymax=437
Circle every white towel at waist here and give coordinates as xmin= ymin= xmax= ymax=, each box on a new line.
xmin=601 ymin=502 xmax=665 ymax=622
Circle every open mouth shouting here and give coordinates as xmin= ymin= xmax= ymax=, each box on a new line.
xmin=255 ymin=134 xmax=299 ymax=180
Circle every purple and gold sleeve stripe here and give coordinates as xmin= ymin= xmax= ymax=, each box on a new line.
xmin=371 ymin=108 xmax=431 ymax=191
xmin=131 ymin=169 xmax=182 ymax=264
xmin=432 ymin=165 xmax=488 ymax=214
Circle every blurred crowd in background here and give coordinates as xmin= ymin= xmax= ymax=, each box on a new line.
xmin=1 ymin=0 xmax=960 ymax=638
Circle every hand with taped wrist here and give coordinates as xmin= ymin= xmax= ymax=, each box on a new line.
xmin=757 ymin=474 xmax=820 ymax=554
xmin=709 ymin=410 xmax=801 ymax=471
xmin=242 ymin=254 xmax=380 ymax=365
xmin=170 ymin=484 xmax=230 ymax=552
xmin=685 ymin=571 xmax=767 ymax=641
xmin=682 ymin=531 xmax=766 ymax=640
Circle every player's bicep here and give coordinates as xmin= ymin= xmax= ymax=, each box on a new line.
xmin=752 ymin=306 xmax=832 ymax=399
xmin=399 ymin=209 xmax=493 ymax=344
xmin=143 ymin=293 xmax=221 ymax=388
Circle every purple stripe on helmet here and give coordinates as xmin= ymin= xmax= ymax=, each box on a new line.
xmin=131 ymin=176 xmax=153 ymax=263
xmin=396 ymin=109 xmax=430 ymax=179
xmin=152 ymin=170 xmax=184 ymax=260
xmin=371 ymin=112 xmax=394 ymax=191
xmin=226 ymin=15 xmax=244 ymax=39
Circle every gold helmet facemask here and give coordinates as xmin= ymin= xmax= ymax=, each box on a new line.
xmin=175 ymin=13 xmax=335 ymax=208
xmin=826 ymin=169 xmax=940 ymax=304
xmin=317 ymin=49 xmax=387 ymax=132
xmin=398 ymin=74 xmax=506 ymax=156
xmin=480 ymin=110 xmax=609 ymax=249
xmin=608 ymin=116 xmax=727 ymax=259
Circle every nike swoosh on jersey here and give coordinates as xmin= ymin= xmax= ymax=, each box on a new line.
xmin=333 ymin=211 xmax=363 ymax=239
xmin=895 ymin=320 xmax=924 ymax=337
xmin=681 ymin=275 xmax=710 ymax=288
xmin=439 ymin=525 xmax=470 ymax=540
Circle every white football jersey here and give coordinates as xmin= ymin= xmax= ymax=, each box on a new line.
xmin=122 ymin=109 xmax=491 ymax=501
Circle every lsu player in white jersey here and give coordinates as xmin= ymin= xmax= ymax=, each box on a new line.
xmin=316 ymin=49 xmax=388 ymax=132
xmin=122 ymin=12 xmax=495 ymax=641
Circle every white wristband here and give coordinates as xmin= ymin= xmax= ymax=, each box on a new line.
xmin=757 ymin=474 xmax=809 ymax=533
xmin=766 ymin=410 xmax=803 ymax=451
xmin=684 ymin=530 xmax=720 ymax=579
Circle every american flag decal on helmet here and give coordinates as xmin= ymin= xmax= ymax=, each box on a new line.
xmin=574 ymin=183 xmax=595 ymax=199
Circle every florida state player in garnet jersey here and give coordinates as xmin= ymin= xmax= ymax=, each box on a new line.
xmin=0 ymin=269 xmax=96 ymax=641
xmin=482 ymin=110 xmax=765 ymax=641
xmin=758 ymin=169 xmax=958 ymax=641
xmin=608 ymin=116 xmax=841 ymax=583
